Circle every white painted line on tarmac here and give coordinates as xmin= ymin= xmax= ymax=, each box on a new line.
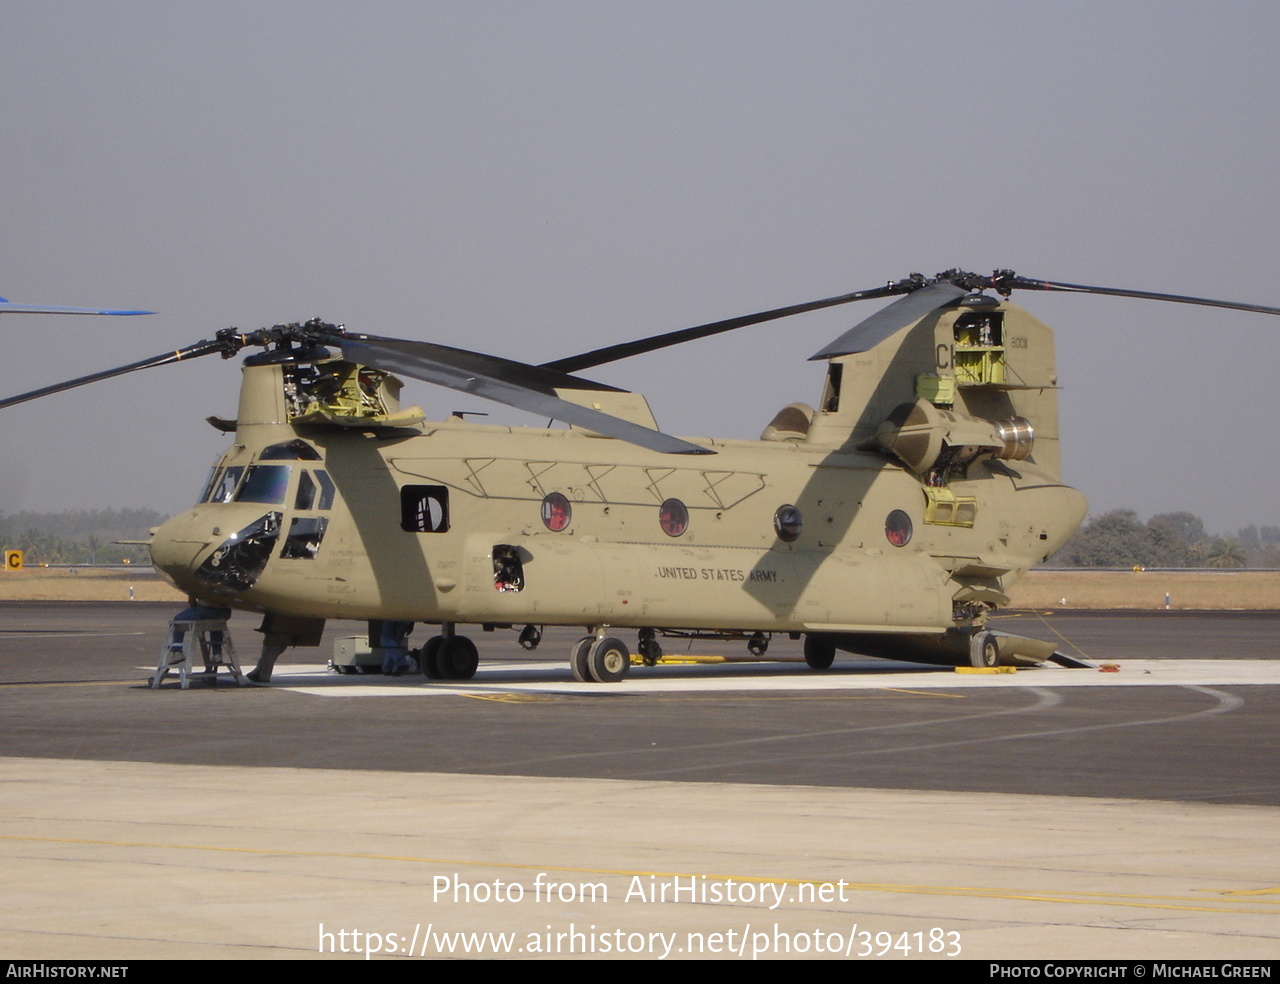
xmin=266 ymin=658 xmax=1280 ymax=698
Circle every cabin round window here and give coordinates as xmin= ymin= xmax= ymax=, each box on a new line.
xmin=541 ymin=492 xmax=572 ymax=532
xmin=774 ymin=504 xmax=803 ymax=542
xmin=885 ymin=509 xmax=913 ymax=547
xmin=659 ymin=498 xmax=689 ymax=537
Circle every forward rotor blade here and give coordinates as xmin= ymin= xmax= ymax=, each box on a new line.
xmin=543 ymin=283 xmax=906 ymax=373
xmin=1000 ymin=276 xmax=1280 ymax=316
xmin=337 ymin=335 xmax=713 ymax=456
xmin=809 ymin=280 xmax=968 ymax=360
xmin=0 ymin=339 xmax=223 ymax=410
xmin=348 ymin=335 xmax=626 ymax=393
xmin=0 ymin=298 xmax=154 ymax=315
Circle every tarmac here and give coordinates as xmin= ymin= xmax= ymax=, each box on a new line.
xmin=1 ymin=604 xmax=1277 ymax=960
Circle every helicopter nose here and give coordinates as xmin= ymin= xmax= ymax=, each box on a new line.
xmin=150 ymin=509 xmax=216 ymax=576
xmin=151 ymin=506 xmax=282 ymax=596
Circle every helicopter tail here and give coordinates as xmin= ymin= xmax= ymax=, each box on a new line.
xmin=802 ymin=297 xmax=1064 ymax=484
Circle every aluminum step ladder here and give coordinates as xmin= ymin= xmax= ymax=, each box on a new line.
xmin=151 ymin=617 xmax=244 ymax=689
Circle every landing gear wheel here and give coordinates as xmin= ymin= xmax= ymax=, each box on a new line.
xmin=437 ymin=636 xmax=478 ymax=680
xmin=421 ymin=636 xmax=443 ymax=679
xmin=803 ymin=634 xmax=836 ymax=670
xmin=970 ymin=630 xmax=999 ymax=668
xmin=570 ymin=636 xmax=594 ymax=682
xmin=518 ymin=624 xmax=542 ymax=650
xmin=637 ymin=628 xmax=661 ymax=667
xmin=587 ymin=637 xmax=631 ymax=683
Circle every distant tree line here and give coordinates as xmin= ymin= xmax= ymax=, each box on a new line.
xmin=3 ymin=506 xmax=1276 ymax=570
xmin=1050 ymin=510 xmax=1280 ymax=569
xmin=0 ymin=508 xmax=169 ymax=565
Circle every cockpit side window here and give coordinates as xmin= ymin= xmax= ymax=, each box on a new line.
xmin=295 ymin=471 xmax=317 ymax=511
xmin=236 ymin=465 xmax=291 ymax=505
xmin=198 ymin=467 xmax=219 ymax=504
xmin=207 ymin=466 xmax=245 ymax=504
xmin=315 ymin=470 xmax=336 ymax=510
xmin=293 ymin=469 xmax=337 ymax=511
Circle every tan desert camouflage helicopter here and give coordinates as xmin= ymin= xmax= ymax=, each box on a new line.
xmin=4 ymin=270 xmax=1277 ymax=682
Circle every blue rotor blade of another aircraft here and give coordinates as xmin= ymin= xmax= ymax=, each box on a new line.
xmin=809 ymin=281 xmax=968 ymax=360
xmin=0 ymin=298 xmax=154 ymax=315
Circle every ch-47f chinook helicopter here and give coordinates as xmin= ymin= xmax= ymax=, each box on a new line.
xmin=4 ymin=269 xmax=1277 ymax=683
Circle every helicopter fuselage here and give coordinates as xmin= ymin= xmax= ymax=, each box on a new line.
xmin=154 ymin=413 xmax=1080 ymax=629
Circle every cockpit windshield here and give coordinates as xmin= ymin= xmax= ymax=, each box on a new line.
xmin=236 ymin=465 xmax=291 ymax=505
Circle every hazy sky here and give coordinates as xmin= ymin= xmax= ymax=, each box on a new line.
xmin=2 ymin=0 xmax=1278 ymax=535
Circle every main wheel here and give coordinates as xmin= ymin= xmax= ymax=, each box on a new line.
xmin=570 ymin=636 xmax=594 ymax=682
xmin=970 ymin=631 xmax=999 ymax=668
xmin=421 ymin=636 xmax=444 ymax=679
xmin=438 ymin=636 xmax=478 ymax=680
xmin=803 ymin=634 xmax=836 ymax=670
xmin=587 ymin=637 xmax=631 ymax=683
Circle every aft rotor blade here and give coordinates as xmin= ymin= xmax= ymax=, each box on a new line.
xmin=338 ymin=335 xmax=713 ymax=456
xmin=1001 ymin=276 xmax=1280 ymax=316
xmin=543 ymin=283 xmax=906 ymax=373
xmin=0 ymin=339 xmax=223 ymax=410
xmin=0 ymin=298 xmax=154 ymax=316
xmin=810 ymin=280 xmax=968 ymax=360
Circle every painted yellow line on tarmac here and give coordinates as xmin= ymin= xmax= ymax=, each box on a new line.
xmin=1218 ymin=887 xmax=1280 ymax=896
xmin=654 ymin=657 xmax=725 ymax=664
xmin=650 ymin=655 xmax=801 ymax=664
xmin=1 ymin=833 xmax=1273 ymax=916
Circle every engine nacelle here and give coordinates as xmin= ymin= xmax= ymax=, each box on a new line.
xmin=991 ymin=415 xmax=1034 ymax=461
xmin=874 ymin=399 xmax=1034 ymax=475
